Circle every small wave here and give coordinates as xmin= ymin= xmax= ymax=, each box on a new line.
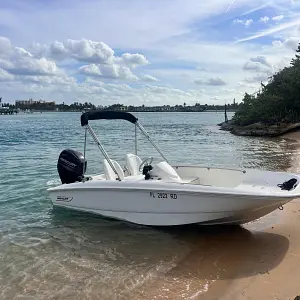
xmin=46 ymin=179 xmax=60 ymax=186
xmin=189 ymin=283 xmax=209 ymax=299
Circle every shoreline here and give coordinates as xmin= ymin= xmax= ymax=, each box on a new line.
xmin=144 ymin=130 xmax=300 ymax=300
xmin=216 ymin=201 xmax=300 ymax=300
xmin=208 ymin=131 xmax=300 ymax=300
xmin=128 ymin=131 xmax=300 ymax=300
xmin=282 ymin=130 xmax=300 ymax=141
xmin=219 ymin=120 xmax=300 ymax=138
xmin=14 ymin=110 xmax=234 ymax=113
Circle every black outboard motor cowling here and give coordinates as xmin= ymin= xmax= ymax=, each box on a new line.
xmin=57 ymin=149 xmax=87 ymax=184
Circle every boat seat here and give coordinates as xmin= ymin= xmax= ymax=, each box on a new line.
xmin=181 ymin=177 xmax=200 ymax=184
xmin=125 ymin=153 xmax=143 ymax=176
xmin=151 ymin=161 xmax=183 ymax=183
xmin=103 ymin=159 xmax=125 ymax=180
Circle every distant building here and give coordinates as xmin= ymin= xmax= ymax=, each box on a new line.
xmin=15 ymin=99 xmax=55 ymax=107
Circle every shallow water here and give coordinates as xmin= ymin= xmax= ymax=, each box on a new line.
xmin=1 ymin=112 xmax=299 ymax=299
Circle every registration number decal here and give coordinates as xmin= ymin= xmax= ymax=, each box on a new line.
xmin=149 ymin=192 xmax=177 ymax=199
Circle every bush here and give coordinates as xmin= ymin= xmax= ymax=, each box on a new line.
xmin=233 ymin=44 xmax=300 ymax=126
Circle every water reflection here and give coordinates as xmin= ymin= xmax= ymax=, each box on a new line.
xmin=19 ymin=209 xmax=286 ymax=300
xmin=232 ymin=136 xmax=300 ymax=171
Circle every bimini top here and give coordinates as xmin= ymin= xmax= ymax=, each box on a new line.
xmin=81 ymin=110 xmax=138 ymax=126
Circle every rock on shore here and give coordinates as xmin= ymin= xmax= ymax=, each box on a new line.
xmin=218 ymin=120 xmax=300 ymax=137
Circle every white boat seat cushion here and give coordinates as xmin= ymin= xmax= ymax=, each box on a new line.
xmin=125 ymin=153 xmax=143 ymax=176
xmin=103 ymin=159 xmax=125 ymax=180
xmin=151 ymin=161 xmax=183 ymax=183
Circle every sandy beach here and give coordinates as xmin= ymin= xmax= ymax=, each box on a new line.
xmin=215 ymin=201 xmax=300 ymax=300
xmin=134 ymin=131 xmax=300 ymax=300
xmin=209 ymin=131 xmax=300 ymax=300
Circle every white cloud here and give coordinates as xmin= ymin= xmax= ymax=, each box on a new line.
xmin=194 ymin=78 xmax=204 ymax=85
xmin=243 ymin=61 xmax=269 ymax=73
xmin=250 ymin=56 xmax=272 ymax=67
xmin=115 ymin=53 xmax=149 ymax=67
xmin=0 ymin=0 xmax=273 ymax=50
xmin=260 ymin=16 xmax=270 ymax=23
xmin=0 ymin=37 xmax=13 ymax=58
xmin=30 ymin=39 xmax=149 ymax=69
xmin=271 ymin=37 xmax=300 ymax=50
xmin=233 ymin=19 xmax=244 ymax=25
xmin=35 ymin=39 xmax=115 ymax=64
xmin=221 ymin=88 xmax=235 ymax=93
xmin=207 ymin=77 xmax=226 ymax=86
xmin=244 ymin=74 xmax=270 ymax=83
xmin=0 ymin=37 xmax=152 ymax=84
xmin=244 ymin=19 xmax=254 ymax=27
xmin=243 ymin=55 xmax=274 ymax=74
xmin=233 ymin=18 xmax=253 ymax=27
xmin=0 ymin=1 xmax=299 ymax=106
xmin=140 ymin=74 xmax=158 ymax=82
xmin=0 ymin=68 xmax=14 ymax=81
xmin=0 ymin=59 xmax=13 ymax=70
xmin=272 ymin=40 xmax=283 ymax=47
xmin=16 ymin=74 xmax=76 ymax=86
xmin=79 ymin=63 xmax=139 ymax=81
xmin=27 ymin=38 xmax=150 ymax=82
xmin=194 ymin=77 xmax=226 ymax=86
xmin=0 ymin=36 xmax=156 ymax=103
xmin=0 ymin=41 xmax=61 ymax=77
xmin=284 ymin=37 xmax=300 ymax=49
xmin=210 ymin=96 xmax=222 ymax=101
xmin=78 ymin=64 xmax=101 ymax=77
xmin=237 ymin=81 xmax=256 ymax=89
xmin=272 ymin=15 xmax=284 ymax=21
xmin=0 ymin=72 xmax=227 ymax=106
xmin=7 ymin=57 xmax=60 ymax=76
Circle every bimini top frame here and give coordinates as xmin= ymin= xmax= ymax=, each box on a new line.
xmin=80 ymin=110 xmax=169 ymax=180
xmin=81 ymin=111 xmax=138 ymax=126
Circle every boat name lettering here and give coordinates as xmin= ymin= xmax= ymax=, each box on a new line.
xmin=56 ymin=196 xmax=73 ymax=202
xmin=149 ymin=192 xmax=177 ymax=199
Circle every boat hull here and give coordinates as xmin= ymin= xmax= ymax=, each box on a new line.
xmin=48 ymin=184 xmax=293 ymax=226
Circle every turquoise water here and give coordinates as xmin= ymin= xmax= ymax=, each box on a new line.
xmin=1 ymin=112 xmax=299 ymax=299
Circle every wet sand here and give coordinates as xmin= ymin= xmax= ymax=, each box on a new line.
xmin=217 ymin=201 xmax=300 ymax=300
xmin=210 ymin=131 xmax=300 ymax=300
xmin=282 ymin=130 xmax=300 ymax=142
xmin=134 ymin=220 xmax=290 ymax=300
xmin=137 ymin=132 xmax=300 ymax=300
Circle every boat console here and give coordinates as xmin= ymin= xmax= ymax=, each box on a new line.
xmin=145 ymin=161 xmax=183 ymax=183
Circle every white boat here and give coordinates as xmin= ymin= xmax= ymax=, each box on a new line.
xmin=47 ymin=111 xmax=300 ymax=226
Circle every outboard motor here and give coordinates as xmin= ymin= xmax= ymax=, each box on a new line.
xmin=57 ymin=149 xmax=87 ymax=184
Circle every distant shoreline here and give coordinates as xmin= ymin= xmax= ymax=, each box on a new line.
xmin=18 ymin=109 xmax=237 ymax=113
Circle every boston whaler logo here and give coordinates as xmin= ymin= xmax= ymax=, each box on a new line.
xmin=60 ymin=157 xmax=77 ymax=168
xmin=56 ymin=196 xmax=73 ymax=202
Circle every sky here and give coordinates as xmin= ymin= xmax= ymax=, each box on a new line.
xmin=0 ymin=0 xmax=300 ymax=106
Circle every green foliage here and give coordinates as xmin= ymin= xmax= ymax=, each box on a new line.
xmin=233 ymin=43 xmax=300 ymax=126
xmin=15 ymin=101 xmax=96 ymax=111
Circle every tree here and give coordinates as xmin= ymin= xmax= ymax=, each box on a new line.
xmin=291 ymin=44 xmax=300 ymax=66
xmin=233 ymin=42 xmax=300 ymax=126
